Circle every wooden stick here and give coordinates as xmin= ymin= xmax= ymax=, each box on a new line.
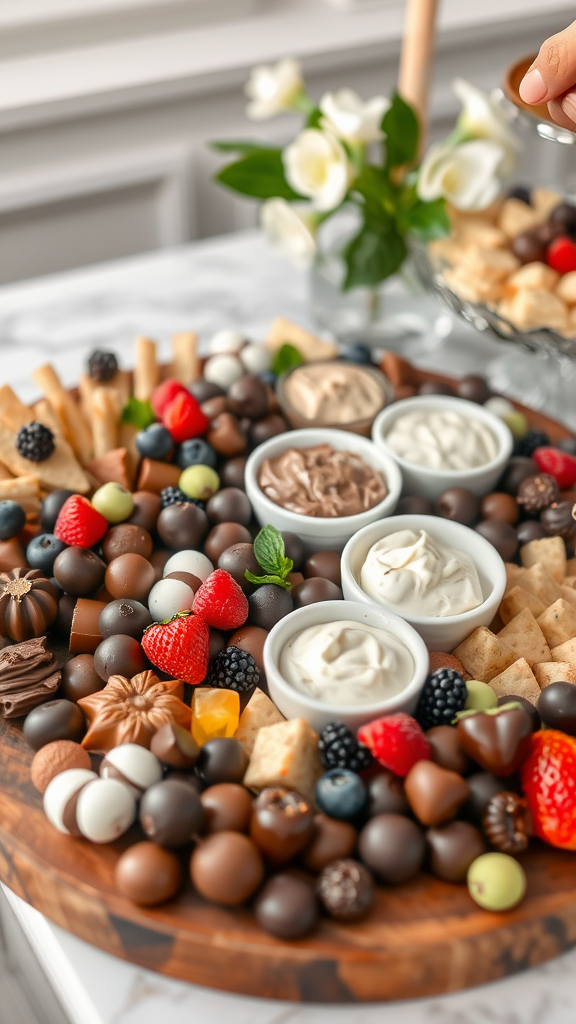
xmin=398 ymin=0 xmax=439 ymax=156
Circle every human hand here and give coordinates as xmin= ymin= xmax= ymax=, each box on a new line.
xmin=519 ymin=21 xmax=576 ymax=130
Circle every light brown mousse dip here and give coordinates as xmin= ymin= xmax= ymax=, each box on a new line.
xmin=258 ymin=444 xmax=387 ymax=518
xmin=283 ymin=363 xmax=385 ymax=424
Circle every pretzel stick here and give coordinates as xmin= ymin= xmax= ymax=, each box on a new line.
xmin=133 ymin=337 xmax=159 ymax=401
xmin=170 ymin=332 xmax=201 ymax=385
xmin=78 ymin=373 xmax=97 ymax=423
xmin=91 ymin=387 xmax=120 ymax=458
xmin=32 ymin=400 xmax=62 ymax=437
xmin=32 ymin=364 xmax=93 ymax=466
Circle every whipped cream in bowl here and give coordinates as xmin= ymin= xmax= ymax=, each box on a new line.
xmin=265 ymin=600 xmax=429 ymax=732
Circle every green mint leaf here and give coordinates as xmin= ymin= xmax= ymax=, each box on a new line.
xmin=342 ymin=224 xmax=407 ymax=291
xmin=350 ymin=166 xmax=397 ymax=231
xmin=244 ymin=570 xmax=292 ymax=590
xmin=120 ymin=397 xmax=155 ymax=430
xmin=401 ymin=198 xmax=450 ymax=241
xmin=210 ymin=140 xmax=265 ymax=155
xmin=271 ymin=343 xmax=303 ymax=376
xmin=215 ymin=150 xmax=305 ymax=201
xmin=382 ymin=93 xmax=420 ymax=170
xmin=305 ymin=107 xmax=323 ymax=129
xmin=253 ymin=524 xmax=294 ymax=578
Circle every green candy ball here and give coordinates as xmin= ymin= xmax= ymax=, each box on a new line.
xmin=91 ymin=482 xmax=134 ymax=524
xmin=464 ymin=679 xmax=498 ymax=712
xmin=467 ymin=852 xmax=526 ymax=911
xmin=502 ymin=411 xmax=528 ymax=440
xmin=179 ymin=464 xmax=220 ymax=501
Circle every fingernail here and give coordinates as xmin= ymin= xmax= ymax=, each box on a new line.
xmin=562 ymin=92 xmax=576 ymax=123
xmin=519 ymin=68 xmax=547 ymax=104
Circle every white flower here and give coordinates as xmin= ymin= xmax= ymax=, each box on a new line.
xmin=453 ymin=78 xmax=518 ymax=177
xmin=319 ymin=89 xmax=389 ymax=144
xmin=283 ymin=130 xmax=351 ymax=212
xmin=260 ymin=199 xmax=317 ymax=269
xmin=245 ymin=58 xmax=303 ymax=120
xmin=417 ymin=139 xmax=506 ymax=211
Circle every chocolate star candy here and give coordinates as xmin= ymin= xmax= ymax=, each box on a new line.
xmin=456 ymin=705 xmax=533 ymax=778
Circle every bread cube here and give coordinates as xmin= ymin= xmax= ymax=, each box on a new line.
xmin=556 ymin=271 xmax=576 ymax=306
xmin=507 ymin=262 xmax=559 ymax=293
xmin=243 ymin=717 xmax=322 ymax=805
xmin=536 ymin=598 xmax=576 ymax=648
xmin=234 ymin=689 xmax=285 ymax=757
xmin=460 ymin=247 xmax=520 ymax=283
xmin=534 ymin=662 xmax=576 ymax=688
xmin=497 ymin=198 xmax=541 ymax=238
xmin=520 ymin=564 xmax=563 ymax=606
xmin=520 ymin=536 xmax=566 ymax=583
xmin=499 ymin=585 xmax=546 ymax=625
xmin=497 ymin=607 xmax=551 ymax=667
xmin=489 ymin=658 xmax=541 ymax=705
xmin=443 ymin=267 xmax=502 ymax=306
xmin=551 ymin=637 xmax=576 ymax=668
xmin=452 ymin=627 xmax=518 ymax=682
xmin=504 ymin=563 xmax=526 ymax=593
xmin=499 ymin=289 xmax=568 ymax=333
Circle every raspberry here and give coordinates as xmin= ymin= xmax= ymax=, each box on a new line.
xmin=151 ymin=379 xmax=188 ymax=419
xmin=513 ymin=428 xmax=549 ymax=458
xmin=357 ymin=713 xmax=431 ymax=778
xmin=547 ymin=235 xmax=576 ymax=275
xmin=142 ymin=611 xmax=209 ymax=685
xmin=162 ymin=392 xmax=209 ymax=444
xmin=415 ymin=667 xmax=467 ymax=730
xmin=192 ymin=568 xmax=248 ymax=631
xmin=521 ymin=730 xmax=576 ymax=850
xmin=54 ymin=494 xmax=109 ymax=548
xmin=532 ymin=446 xmax=576 ymax=490
xmin=318 ymin=723 xmax=374 ymax=773
xmin=205 ymin=646 xmax=259 ymax=693
xmin=87 ymin=350 xmax=118 ymax=383
xmin=15 ymin=422 xmax=55 ymax=463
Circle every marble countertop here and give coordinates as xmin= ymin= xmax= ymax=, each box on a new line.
xmin=1 ymin=229 xmax=576 ymax=1024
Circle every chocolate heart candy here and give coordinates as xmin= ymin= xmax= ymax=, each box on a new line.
xmin=404 ymin=761 xmax=470 ymax=826
xmin=456 ymin=706 xmax=532 ymax=777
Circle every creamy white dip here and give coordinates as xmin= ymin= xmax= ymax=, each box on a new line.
xmin=385 ymin=409 xmax=498 ymax=471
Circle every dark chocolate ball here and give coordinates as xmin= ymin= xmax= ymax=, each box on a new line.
xmin=540 ymin=500 xmax=576 ymax=541
xmin=459 ymin=772 xmax=505 ymax=825
xmin=208 ymin=629 xmax=226 ymax=662
xmin=227 ymin=625 xmax=268 ymax=673
xmin=281 ymin=532 xmax=305 ymax=571
xmin=115 ymin=841 xmax=182 ymax=906
xmin=250 ymin=787 xmax=314 ymax=865
xmin=550 ymin=201 xmax=576 ymax=237
xmin=150 ymin=722 xmax=200 ymax=768
xmin=139 ymin=779 xmax=206 ymax=847
xmin=249 ymin=414 xmax=288 ymax=447
xmin=93 ymin=634 xmax=145 ymax=681
xmin=511 ymin=232 xmax=546 ymax=264
xmin=23 ymin=699 xmax=86 ymax=751
xmin=227 ymin=375 xmax=269 ymax=419
xmin=317 ymin=858 xmax=375 ymax=922
xmin=55 ymin=594 xmax=76 ymax=638
xmin=300 ymin=814 xmax=357 ymax=872
xmin=475 ymin=519 xmax=518 ymax=561
xmin=418 ymin=380 xmax=454 ymax=396
xmin=367 ymin=771 xmax=409 ymax=817
xmin=516 ymin=520 xmax=546 ymax=545
xmin=103 ymin=524 xmax=153 ymax=562
xmin=98 ymin=599 xmax=152 ymax=640
xmin=204 ymin=522 xmax=252 ymax=564
xmin=218 ymin=542 xmax=260 ymax=595
xmin=190 ymin=831 xmax=264 ymax=905
xmin=497 ymin=694 xmax=540 ymax=731
xmin=150 ymin=548 xmax=172 ymax=582
xmin=255 ymin=874 xmax=318 ymax=939
xmin=249 ymin=584 xmax=293 ymax=629
xmin=455 ymin=375 xmax=492 ymax=404
xmin=480 ymin=492 xmax=519 ymax=525
xmin=292 ymin=577 xmax=342 ymax=607
xmin=426 ymin=725 xmax=471 ymax=775
xmin=157 ymin=503 xmax=208 ymax=551
xmin=53 ymin=546 xmax=106 ymax=597
xmin=436 ymin=487 xmax=479 ymax=525
xmin=538 ymin=681 xmax=576 ymax=735
xmin=40 ymin=489 xmax=76 ymax=533
xmin=358 ymin=813 xmax=424 ymax=883
xmin=105 ymin=553 xmax=155 ymax=603
xmin=396 ymin=495 xmax=434 ymax=516
xmin=60 ymin=654 xmax=105 ymax=703
xmin=200 ymin=783 xmax=253 ymax=834
xmin=189 ymin=380 xmax=225 ymax=404
xmin=303 ymin=550 xmax=341 ymax=587
xmin=196 ymin=737 xmax=249 ymax=786
xmin=205 ymin=487 xmax=252 ymax=527
xmin=536 ymin=220 xmax=564 ymax=246
xmin=426 ymin=821 xmax=486 ymax=882
xmin=127 ymin=491 xmax=162 ymax=533
xmin=219 ymin=456 xmax=247 ymax=490
xmin=557 ymin=437 xmax=576 ymax=456
xmin=500 ymin=456 xmax=537 ymax=496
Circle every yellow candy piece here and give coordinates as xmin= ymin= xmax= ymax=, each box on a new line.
xmin=191 ymin=687 xmax=240 ymax=746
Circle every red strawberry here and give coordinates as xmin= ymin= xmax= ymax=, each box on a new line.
xmin=532 ymin=446 xmax=576 ymax=490
xmin=193 ymin=568 xmax=248 ymax=630
xmin=547 ymin=235 xmax=576 ymax=275
xmin=142 ymin=611 xmax=209 ymax=685
xmin=521 ymin=729 xmax=576 ymax=850
xmin=357 ymin=713 xmax=431 ymax=778
xmin=54 ymin=495 xmax=108 ymax=548
xmin=151 ymin=379 xmax=188 ymax=419
xmin=162 ymin=392 xmax=209 ymax=444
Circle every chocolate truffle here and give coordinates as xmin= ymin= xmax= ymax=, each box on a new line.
xmin=396 ymin=495 xmax=434 ymax=516
xmin=249 ymin=585 xmax=293 ymax=629
xmin=418 ymin=380 xmax=454 ymax=396
xmin=23 ymin=699 xmax=86 ymax=751
xmin=227 ymin=625 xmax=268 ymax=673
xmin=254 ymin=874 xmax=318 ymax=939
xmin=196 ymin=737 xmax=249 ymax=785
xmin=218 ymin=543 xmax=260 ymax=594
xmin=206 ymin=488 xmax=252 ymax=527
xmin=300 ymin=813 xmax=357 ymax=872
xmin=206 ymin=413 xmax=247 ymax=457
xmin=103 ymin=524 xmax=153 ymax=562
xmin=189 ymin=379 xmax=225 ymax=404
xmin=436 ymin=487 xmax=479 ymax=526
xmin=201 ymin=396 xmax=228 ymax=420
xmin=475 ymin=519 xmax=518 ymax=561
xmin=480 ymin=492 xmax=519 ymax=526
xmin=150 ymin=548 xmax=172 ymax=582
xmin=303 ymin=550 xmax=341 ymax=587
xmin=426 ymin=821 xmax=486 ymax=882
xmin=367 ymin=771 xmax=409 ymax=817
xmin=31 ymin=740 xmax=91 ymax=793
xmin=157 ymin=503 xmax=208 ymax=551
xmin=105 ymin=553 xmax=155 ymax=603
xmin=139 ymin=779 xmax=206 ymax=847
xmin=93 ymin=634 xmax=146 ymax=681
xmin=511 ymin=231 xmax=546 ymax=264
xmin=40 ymin=489 xmax=76 ymax=533
xmin=127 ymin=491 xmax=162 ymax=533
xmin=404 ymin=761 xmax=470 ymax=826
xmin=227 ymin=375 xmax=269 ymax=419
xmin=500 ymin=456 xmax=537 ymax=496
xmin=208 ymin=629 xmax=226 ymax=663
xmin=190 ymin=831 xmax=264 ymax=905
xmin=292 ymin=577 xmax=342 ymax=608
xmin=204 ymin=523 xmax=252 ymax=564
xmin=538 ymin=681 xmax=576 ymax=735
xmin=200 ymin=782 xmax=253 ymax=834
xmin=281 ymin=532 xmax=305 ymax=571
xmin=98 ymin=599 xmax=152 ymax=640
xmin=115 ymin=841 xmax=182 ymax=906
xmin=219 ymin=456 xmax=247 ymax=490
xmin=459 ymin=772 xmax=506 ymax=825
xmin=250 ymin=787 xmax=314 ymax=865
xmin=61 ymin=654 xmax=106 ymax=702
xmin=150 ymin=722 xmax=200 ymax=768
xmin=455 ymin=375 xmax=492 ymax=404
xmin=53 ymin=547 xmax=106 ymax=597
xmin=358 ymin=813 xmax=425 ymax=883
xmin=426 ymin=725 xmax=471 ymax=775
xmin=516 ymin=520 xmax=546 ymax=545
xmin=317 ymin=858 xmax=375 ymax=922
xmin=249 ymin=414 xmax=288 ymax=447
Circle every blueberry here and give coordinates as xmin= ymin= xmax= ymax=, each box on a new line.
xmin=175 ymin=438 xmax=217 ymax=470
xmin=315 ymin=768 xmax=367 ymax=821
xmin=338 ymin=343 xmax=372 ymax=365
xmin=136 ymin=423 xmax=174 ymax=460
xmin=26 ymin=534 xmax=67 ymax=575
xmin=0 ymin=500 xmax=26 ymax=541
xmin=40 ymin=489 xmax=75 ymax=533
xmin=259 ymin=371 xmax=277 ymax=388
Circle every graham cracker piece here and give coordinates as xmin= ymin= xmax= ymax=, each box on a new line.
xmin=497 ymin=608 xmax=551 ymax=667
xmin=504 ymin=563 xmax=526 ymax=593
xmin=0 ymin=423 xmax=90 ymax=495
xmin=520 ymin=564 xmax=563 ymax=607
xmin=489 ymin=658 xmax=541 ymax=706
xmin=534 ymin=662 xmax=576 ymax=688
xmin=520 ymin=536 xmax=566 ymax=583
xmin=243 ymin=717 xmax=322 ymax=806
xmin=499 ymin=585 xmax=547 ymax=626
xmin=234 ymin=690 xmax=285 ymax=757
xmin=266 ymin=318 xmax=338 ymax=362
xmin=536 ymin=599 xmax=576 ymax=648
xmin=452 ymin=627 xmax=517 ymax=682
xmin=551 ymin=637 xmax=576 ymax=668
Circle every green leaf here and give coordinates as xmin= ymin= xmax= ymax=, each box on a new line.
xmin=244 ymin=570 xmax=292 ymax=591
xmin=271 ymin=343 xmax=303 ymax=377
xmin=210 ymin=140 xmax=265 ymax=155
xmin=215 ymin=150 xmax=304 ymax=201
xmin=120 ymin=397 xmax=155 ymax=430
xmin=342 ymin=225 xmax=407 ymax=290
xmin=382 ymin=93 xmax=420 ymax=170
xmin=350 ymin=165 xmax=397 ymax=230
xmin=253 ymin=524 xmax=294 ymax=579
xmin=401 ymin=198 xmax=450 ymax=241
xmin=305 ymin=107 xmax=323 ymax=129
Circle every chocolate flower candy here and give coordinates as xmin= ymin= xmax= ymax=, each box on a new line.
xmin=79 ymin=670 xmax=192 ymax=753
xmin=456 ymin=704 xmax=532 ymax=778
xmin=0 ymin=568 xmax=58 ymax=642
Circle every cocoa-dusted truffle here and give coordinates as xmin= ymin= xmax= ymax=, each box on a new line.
xmin=31 ymin=740 xmax=91 ymax=793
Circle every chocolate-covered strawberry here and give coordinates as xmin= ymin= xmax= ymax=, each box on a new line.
xmin=456 ymin=704 xmax=532 ymax=778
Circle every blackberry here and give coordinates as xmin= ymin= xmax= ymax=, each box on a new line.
xmin=205 ymin=646 xmax=259 ymax=693
xmin=415 ymin=667 xmax=467 ymax=730
xmin=15 ymin=422 xmax=55 ymax=462
xmin=159 ymin=486 xmax=205 ymax=512
xmin=513 ymin=428 xmax=550 ymax=458
xmin=88 ymin=349 xmax=118 ymax=383
xmin=318 ymin=723 xmax=374 ymax=773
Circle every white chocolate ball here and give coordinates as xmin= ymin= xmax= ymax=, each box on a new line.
xmin=208 ymin=329 xmax=245 ymax=355
xmin=163 ymin=550 xmax=213 ymax=581
xmin=100 ymin=744 xmax=163 ymax=798
xmin=484 ymin=397 xmax=516 ymax=418
xmin=148 ymin=578 xmax=196 ymax=622
xmin=43 ymin=769 xmax=98 ymax=834
xmin=240 ymin=344 xmax=272 ymax=375
xmin=203 ymin=353 xmax=244 ymax=390
xmin=76 ymin=778 xmax=136 ymax=843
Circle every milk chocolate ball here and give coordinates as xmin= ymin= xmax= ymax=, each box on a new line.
xmin=93 ymin=634 xmax=145 ymax=681
xmin=249 ymin=585 xmax=293 ymax=629
xmin=204 ymin=523 xmax=252 ymax=564
xmin=292 ymin=578 xmax=342 ymax=607
xmin=201 ymin=783 xmax=253 ymax=834
xmin=228 ymin=625 xmax=268 ymax=673
xmin=300 ymin=814 xmax=357 ymax=872
xmin=23 ymin=699 xmax=86 ymax=751
xmin=196 ymin=738 xmax=249 ymax=785
xmin=190 ymin=831 xmax=264 ymax=905
xmin=105 ymin=553 xmax=155 ymax=603
xmin=436 ymin=487 xmax=479 ymax=525
xmin=53 ymin=547 xmax=106 ymax=597
xmin=218 ymin=543 xmax=260 ymax=595
xmin=426 ymin=725 xmax=471 ymax=775
xmin=150 ymin=722 xmax=200 ymax=768
xmin=157 ymin=503 xmax=208 ymax=551
xmin=254 ymin=874 xmax=318 ymax=939
xmin=359 ymin=813 xmax=424 ymax=883
xmin=475 ymin=519 xmax=518 ymax=561
xmin=103 ymin=524 xmax=153 ymax=562
xmin=480 ymin=492 xmax=519 ymax=525
xmin=249 ymin=414 xmax=288 ymax=446
xmin=303 ymin=550 xmax=341 ymax=587
xmin=98 ymin=599 xmax=152 ymax=640
xmin=250 ymin=787 xmax=314 ymax=865
xmin=127 ymin=491 xmax=162 ymax=533
xmin=150 ymin=548 xmax=172 ymax=582
xmin=511 ymin=231 xmax=546 ymax=265
xmin=207 ymin=413 xmax=247 ymax=457
xmin=206 ymin=488 xmax=252 ymax=527
xmin=61 ymin=654 xmax=105 ymax=702
xmin=115 ymin=842 xmax=182 ymax=906
xmin=227 ymin=375 xmax=269 ymax=419
xmin=219 ymin=456 xmax=247 ymax=490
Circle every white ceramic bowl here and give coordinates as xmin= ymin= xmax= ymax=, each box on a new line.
xmin=245 ymin=427 xmax=402 ymax=554
xmin=341 ymin=514 xmax=506 ymax=651
xmin=371 ymin=395 xmax=513 ymax=501
xmin=264 ymin=600 xmax=429 ymax=732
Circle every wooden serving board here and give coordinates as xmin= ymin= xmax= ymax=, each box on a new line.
xmin=0 ymin=371 xmax=574 ymax=1004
